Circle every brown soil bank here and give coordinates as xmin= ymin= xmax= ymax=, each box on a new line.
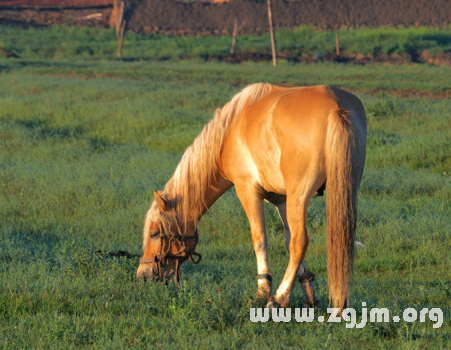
xmin=127 ymin=0 xmax=451 ymax=35
xmin=1 ymin=0 xmax=451 ymax=34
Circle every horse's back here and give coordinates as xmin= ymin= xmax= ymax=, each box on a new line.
xmin=272 ymin=85 xmax=366 ymax=160
xmin=219 ymin=85 xmax=366 ymax=196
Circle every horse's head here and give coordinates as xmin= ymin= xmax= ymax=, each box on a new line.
xmin=136 ymin=191 xmax=201 ymax=285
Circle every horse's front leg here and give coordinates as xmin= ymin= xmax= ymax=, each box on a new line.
xmin=268 ymin=195 xmax=310 ymax=308
xmin=235 ymin=185 xmax=271 ymax=301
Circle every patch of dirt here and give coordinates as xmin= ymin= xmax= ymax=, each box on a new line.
xmin=126 ymin=0 xmax=451 ymax=35
xmin=197 ymin=49 xmax=451 ymax=66
xmin=347 ymin=87 xmax=451 ymax=100
xmin=96 ymin=249 xmax=139 ymax=259
xmin=3 ymin=0 xmax=451 ymax=34
xmin=0 ymin=7 xmax=111 ymax=27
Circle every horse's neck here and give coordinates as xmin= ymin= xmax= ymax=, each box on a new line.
xmin=198 ymin=171 xmax=233 ymax=218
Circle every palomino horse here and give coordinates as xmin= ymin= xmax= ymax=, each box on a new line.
xmin=137 ymin=83 xmax=367 ymax=310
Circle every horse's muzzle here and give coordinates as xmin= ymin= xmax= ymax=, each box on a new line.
xmin=136 ymin=264 xmax=154 ymax=284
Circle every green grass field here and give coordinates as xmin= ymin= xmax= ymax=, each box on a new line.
xmin=1 ymin=27 xmax=451 ymax=349
xmin=2 ymin=25 xmax=451 ymax=61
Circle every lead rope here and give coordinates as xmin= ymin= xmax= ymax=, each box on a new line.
xmin=174 ymin=259 xmax=180 ymax=286
xmin=173 ymin=219 xmax=185 ymax=285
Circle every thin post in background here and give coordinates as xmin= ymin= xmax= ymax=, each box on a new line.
xmin=230 ymin=19 xmax=238 ymax=54
xmin=118 ymin=20 xmax=126 ymax=58
xmin=230 ymin=19 xmax=245 ymax=55
xmin=116 ymin=1 xmax=125 ymax=57
xmin=335 ymin=30 xmax=340 ymax=56
xmin=267 ymin=0 xmax=277 ymax=66
xmin=116 ymin=1 xmax=124 ymax=39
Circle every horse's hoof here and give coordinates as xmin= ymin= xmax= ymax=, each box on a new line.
xmin=266 ymin=296 xmax=281 ymax=309
xmin=303 ymin=299 xmax=320 ymax=309
xmin=254 ymin=292 xmax=270 ymax=304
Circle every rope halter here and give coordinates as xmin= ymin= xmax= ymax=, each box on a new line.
xmin=139 ymin=221 xmax=202 ymax=285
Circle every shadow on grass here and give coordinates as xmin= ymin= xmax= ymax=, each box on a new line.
xmin=0 ymin=59 xmax=97 ymax=73
xmin=95 ymin=249 xmax=140 ymax=259
xmin=1 ymin=226 xmax=62 ymax=262
xmin=13 ymin=118 xmax=123 ymax=152
xmin=423 ymin=33 xmax=451 ymax=46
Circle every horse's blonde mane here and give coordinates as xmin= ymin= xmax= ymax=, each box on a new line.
xmin=143 ymin=83 xmax=272 ymax=249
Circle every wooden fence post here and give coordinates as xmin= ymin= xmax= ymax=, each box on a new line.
xmin=118 ymin=20 xmax=126 ymax=58
xmin=116 ymin=1 xmax=125 ymax=57
xmin=267 ymin=0 xmax=277 ymax=66
xmin=230 ymin=19 xmax=238 ymax=54
xmin=335 ymin=31 xmax=340 ymax=56
xmin=230 ymin=19 xmax=245 ymax=55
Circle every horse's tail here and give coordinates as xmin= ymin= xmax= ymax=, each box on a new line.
xmin=325 ymin=108 xmax=363 ymax=310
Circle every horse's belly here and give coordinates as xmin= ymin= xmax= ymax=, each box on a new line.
xmin=253 ymin=148 xmax=286 ymax=194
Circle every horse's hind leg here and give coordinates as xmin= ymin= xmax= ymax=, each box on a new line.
xmin=267 ymin=161 xmax=324 ymax=308
xmin=275 ymin=201 xmax=318 ymax=308
xmin=266 ymin=192 xmax=309 ymax=308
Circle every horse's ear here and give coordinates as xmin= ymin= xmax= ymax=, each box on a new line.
xmin=153 ymin=191 xmax=167 ymax=212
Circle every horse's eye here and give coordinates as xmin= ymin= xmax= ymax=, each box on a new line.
xmin=149 ymin=231 xmax=160 ymax=239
